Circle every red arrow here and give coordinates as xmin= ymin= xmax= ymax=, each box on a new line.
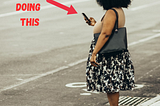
xmin=46 ymin=0 xmax=77 ymax=15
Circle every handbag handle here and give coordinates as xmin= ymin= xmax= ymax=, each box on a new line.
xmin=101 ymin=9 xmax=118 ymax=31
xmin=111 ymin=9 xmax=127 ymax=49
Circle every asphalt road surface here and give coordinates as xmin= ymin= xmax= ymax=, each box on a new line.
xmin=0 ymin=0 xmax=160 ymax=106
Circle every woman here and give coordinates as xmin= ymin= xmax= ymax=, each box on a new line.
xmin=85 ymin=0 xmax=135 ymax=106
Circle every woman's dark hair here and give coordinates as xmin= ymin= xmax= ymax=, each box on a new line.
xmin=96 ymin=0 xmax=131 ymax=10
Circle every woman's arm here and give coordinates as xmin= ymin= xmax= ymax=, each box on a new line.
xmin=90 ymin=10 xmax=117 ymax=66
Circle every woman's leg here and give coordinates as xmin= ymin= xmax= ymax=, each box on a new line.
xmin=107 ymin=92 xmax=119 ymax=106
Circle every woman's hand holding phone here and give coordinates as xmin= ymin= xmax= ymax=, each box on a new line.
xmin=87 ymin=17 xmax=96 ymax=26
xmin=82 ymin=13 xmax=96 ymax=26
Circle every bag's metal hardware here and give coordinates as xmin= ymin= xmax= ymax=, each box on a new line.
xmin=115 ymin=29 xmax=118 ymax=33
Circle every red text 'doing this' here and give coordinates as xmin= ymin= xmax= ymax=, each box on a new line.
xmin=20 ymin=18 xmax=39 ymax=26
xmin=16 ymin=3 xmax=40 ymax=11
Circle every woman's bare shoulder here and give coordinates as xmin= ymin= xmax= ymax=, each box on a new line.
xmin=105 ymin=8 xmax=125 ymax=28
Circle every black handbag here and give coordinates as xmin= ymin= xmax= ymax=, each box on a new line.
xmin=94 ymin=9 xmax=128 ymax=54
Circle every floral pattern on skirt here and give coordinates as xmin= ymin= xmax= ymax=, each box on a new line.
xmin=86 ymin=39 xmax=135 ymax=93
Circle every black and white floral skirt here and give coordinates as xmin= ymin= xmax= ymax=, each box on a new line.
xmin=86 ymin=39 xmax=135 ymax=93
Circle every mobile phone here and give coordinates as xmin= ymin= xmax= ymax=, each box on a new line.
xmin=82 ymin=13 xmax=91 ymax=24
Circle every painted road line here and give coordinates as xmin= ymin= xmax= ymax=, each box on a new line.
xmin=129 ymin=33 xmax=160 ymax=46
xmin=0 ymin=66 xmax=69 ymax=92
xmin=80 ymin=93 xmax=91 ymax=95
xmin=66 ymin=82 xmax=86 ymax=88
xmin=130 ymin=1 xmax=160 ymax=11
xmin=41 ymin=0 xmax=90 ymax=10
xmin=0 ymin=59 xmax=86 ymax=92
xmin=0 ymin=0 xmax=90 ymax=18
xmin=0 ymin=11 xmax=25 ymax=18
xmin=0 ymin=33 xmax=160 ymax=92
xmin=138 ymin=94 xmax=160 ymax=106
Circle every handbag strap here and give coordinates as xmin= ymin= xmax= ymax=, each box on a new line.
xmin=111 ymin=9 xmax=119 ymax=32
xmin=101 ymin=9 xmax=119 ymax=32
